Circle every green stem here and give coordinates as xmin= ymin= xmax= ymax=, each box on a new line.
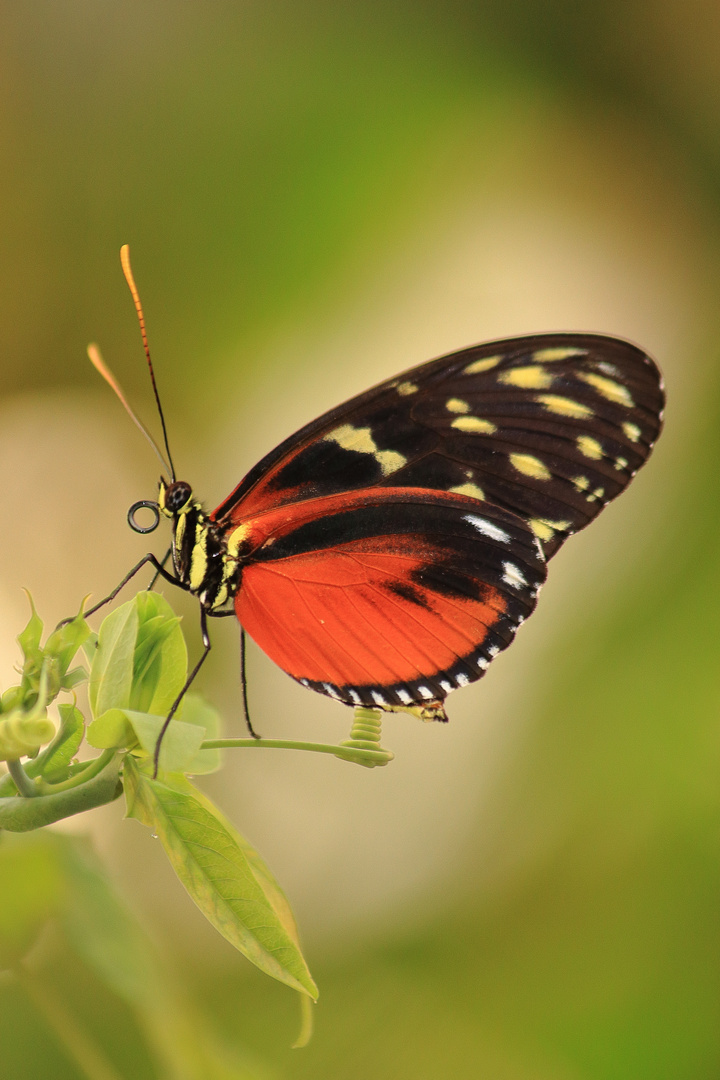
xmin=16 ymin=965 xmax=124 ymax=1080
xmin=201 ymin=737 xmax=393 ymax=765
xmin=6 ymin=758 xmax=38 ymax=798
xmin=34 ymin=749 xmax=117 ymax=795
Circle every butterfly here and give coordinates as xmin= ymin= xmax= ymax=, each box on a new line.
xmin=94 ymin=250 xmax=665 ymax=743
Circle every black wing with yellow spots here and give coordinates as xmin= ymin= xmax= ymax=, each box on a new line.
xmin=213 ymin=332 xmax=664 ymax=558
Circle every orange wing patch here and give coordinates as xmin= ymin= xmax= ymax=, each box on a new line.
xmin=236 ymin=536 xmax=508 ymax=689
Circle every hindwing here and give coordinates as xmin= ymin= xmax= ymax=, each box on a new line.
xmin=232 ymin=488 xmax=546 ymax=711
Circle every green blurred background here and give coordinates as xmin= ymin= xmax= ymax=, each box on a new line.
xmin=1 ymin=2 xmax=719 ymax=1077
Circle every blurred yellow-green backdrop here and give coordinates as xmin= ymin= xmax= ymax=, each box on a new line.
xmin=1 ymin=2 xmax=719 ymax=1077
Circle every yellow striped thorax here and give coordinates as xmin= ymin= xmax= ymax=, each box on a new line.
xmin=158 ymin=478 xmax=241 ymax=612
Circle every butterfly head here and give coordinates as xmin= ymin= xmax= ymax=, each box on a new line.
xmin=158 ymin=479 xmax=193 ymax=518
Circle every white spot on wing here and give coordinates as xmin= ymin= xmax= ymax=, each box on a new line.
xmin=417 ymin=685 xmax=434 ymax=700
xmin=371 ymin=691 xmax=389 ymax=707
xmin=396 ymin=688 xmax=412 ymax=705
xmin=502 ymin=562 xmax=528 ymax=589
xmin=463 ymin=514 xmax=510 ymax=543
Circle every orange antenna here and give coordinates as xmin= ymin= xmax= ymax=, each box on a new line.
xmin=88 ymin=344 xmax=172 ymax=476
xmin=120 ymin=244 xmax=176 ymax=481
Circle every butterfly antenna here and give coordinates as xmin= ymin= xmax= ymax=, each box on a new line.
xmin=120 ymin=244 xmax=177 ymax=482
xmin=87 ymin=343 xmax=172 ymax=476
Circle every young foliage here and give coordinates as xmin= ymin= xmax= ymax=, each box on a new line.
xmin=0 ymin=589 xmax=395 ymax=1050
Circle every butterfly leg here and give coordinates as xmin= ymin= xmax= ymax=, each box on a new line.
xmin=147 ymin=546 xmax=173 ymax=592
xmin=152 ymin=605 xmax=213 ymax=777
xmin=56 ymin=552 xmax=187 ymax=630
xmin=204 ymin=612 xmax=262 ymax=739
xmin=240 ymin=627 xmax=261 ymax=740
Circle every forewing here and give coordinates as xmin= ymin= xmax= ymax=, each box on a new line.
xmin=213 ymin=333 xmax=664 ymax=558
xmin=233 ymin=488 xmax=546 ymax=709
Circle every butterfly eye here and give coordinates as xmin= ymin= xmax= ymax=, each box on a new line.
xmin=164 ymin=481 xmax=193 ymax=514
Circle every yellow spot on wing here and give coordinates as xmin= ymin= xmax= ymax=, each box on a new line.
xmin=572 ymin=475 xmax=590 ymax=491
xmin=509 ymin=452 xmax=552 ymax=480
xmin=577 ymin=371 xmax=634 ymax=407
xmin=614 ymin=456 xmax=628 ymax=471
xmin=536 ymin=394 xmax=593 ymax=419
xmin=449 ymin=482 xmax=485 ymax=500
xmin=529 ymin=518 xmax=571 ymax=541
xmin=464 ymin=354 xmax=502 ymax=374
xmin=376 ymin=448 xmax=407 ymax=474
xmin=325 ymin=423 xmax=406 ymax=475
xmin=533 ymin=346 xmax=586 ymax=362
xmin=451 ymin=416 xmax=497 ymax=434
xmin=586 ymin=487 xmax=605 ymax=503
xmin=397 ymin=381 xmax=418 ymax=396
xmin=577 ymin=435 xmax=604 ymax=460
xmin=499 ymin=365 xmax=553 ymax=389
xmin=623 ymin=421 xmax=641 ymax=442
xmin=445 ymin=398 xmax=470 ymax=414
xmin=227 ymin=523 xmax=251 ymax=556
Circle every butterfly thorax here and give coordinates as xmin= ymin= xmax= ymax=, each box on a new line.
xmin=158 ymin=479 xmax=240 ymax=612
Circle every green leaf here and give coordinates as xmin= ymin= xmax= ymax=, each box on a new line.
xmin=90 ymin=594 xmax=188 ymax=720
xmin=61 ymin=665 xmax=87 ymax=691
xmin=87 ymin=708 xmax=137 ymax=750
xmin=44 ymin=611 xmax=91 ymax=680
xmin=0 ymin=753 xmax=122 ymax=831
xmin=16 ymin=592 xmax=44 ymax=660
xmin=124 ymin=758 xmax=317 ymax=998
xmin=89 ymin=600 xmax=139 ymax=716
xmin=52 ymin=835 xmax=266 ymax=1079
xmin=171 ymin=773 xmax=305 ymax=952
xmin=181 ymin=694 xmax=222 ymax=775
xmin=0 ymin=687 xmax=24 ymax=715
xmin=0 ymin=834 xmax=64 ymax=969
xmin=82 ymin=631 xmax=98 ymax=665
xmin=38 ymin=703 xmax=85 ymax=782
xmin=130 ymin=593 xmax=188 ymax=715
xmin=0 ymin=710 xmax=56 ymax=761
xmin=54 ymin=833 xmax=163 ymax=1008
xmin=124 ymin=712 xmax=205 ymax=774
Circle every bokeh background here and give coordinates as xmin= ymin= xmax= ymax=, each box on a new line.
xmin=1 ymin=2 xmax=719 ymax=1077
